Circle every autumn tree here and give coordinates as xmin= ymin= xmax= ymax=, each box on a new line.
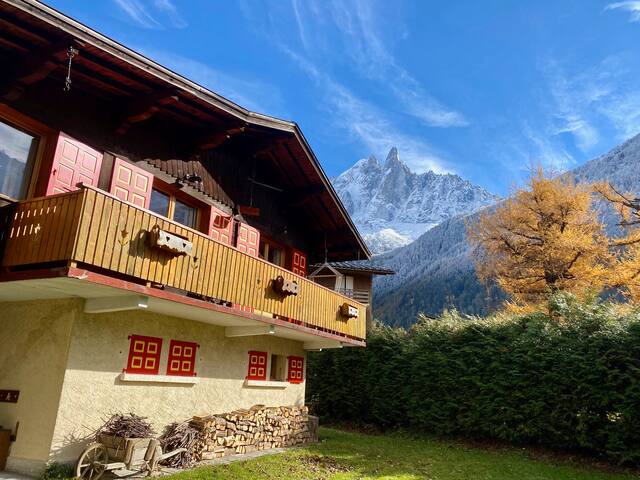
xmin=467 ymin=169 xmax=611 ymax=307
xmin=595 ymin=183 xmax=640 ymax=300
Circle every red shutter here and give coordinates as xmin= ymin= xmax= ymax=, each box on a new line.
xmin=236 ymin=222 xmax=260 ymax=257
xmin=46 ymin=132 xmax=103 ymax=195
xmin=208 ymin=205 xmax=233 ymax=245
xmin=109 ymin=157 xmax=153 ymax=208
xmin=125 ymin=334 xmax=162 ymax=375
xmin=246 ymin=351 xmax=268 ymax=380
xmin=291 ymin=249 xmax=307 ymax=276
xmin=166 ymin=340 xmax=198 ymax=377
xmin=287 ymin=356 xmax=304 ymax=383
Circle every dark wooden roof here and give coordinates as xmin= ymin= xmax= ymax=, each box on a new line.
xmin=0 ymin=0 xmax=370 ymax=260
xmin=311 ymin=261 xmax=395 ymax=276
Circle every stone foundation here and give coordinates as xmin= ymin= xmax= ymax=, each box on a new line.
xmin=191 ymin=405 xmax=317 ymax=460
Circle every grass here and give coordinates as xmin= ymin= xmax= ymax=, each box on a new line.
xmin=167 ymin=427 xmax=638 ymax=480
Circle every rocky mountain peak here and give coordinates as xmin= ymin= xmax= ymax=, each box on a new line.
xmin=332 ymin=147 xmax=499 ymax=254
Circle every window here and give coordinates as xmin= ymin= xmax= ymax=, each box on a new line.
xmin=270 ymin=354 xmax=287 ymax=381
xmin=149 ymin=188 xmax=170 ymax=216
xmin=125 ymin=335 xmax=163 ymax=375
xmin=260 ymin=238 xmax=286 ymax=267
xmin=287 ymin=356 xmax=304 ymax=384
xmin=174 ymin=199 xmax=196 ymax=228
xmin=0 ymin=118 xmax=38 ymax=200
xmin=166 ymin=340 xmax=198 ymax=377
xmin=149 ymin=187 xmax=197 ymax=229
xmin=246 ymin=351 xmax=268 ymax=381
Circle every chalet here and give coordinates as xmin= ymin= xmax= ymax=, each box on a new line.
xmin=0 ymin=0 xmax=393 ymax=474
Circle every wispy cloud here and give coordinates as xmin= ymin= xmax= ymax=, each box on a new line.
xmin=284 ymin=48 xmax=451 ymax=173
xmin=112 ymin=0 xmax=186 ymax=29
xmin=605 ymin=1 xmax=640 ymax=22
xmin=139 ymin=49 xmax=286 ymax=117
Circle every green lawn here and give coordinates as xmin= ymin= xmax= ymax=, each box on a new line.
xmin=167 ymin=427 xmax=637 ymax=480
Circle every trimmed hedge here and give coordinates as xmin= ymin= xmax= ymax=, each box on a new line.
xmin=307 ymin=295 xmax=640 ymax=465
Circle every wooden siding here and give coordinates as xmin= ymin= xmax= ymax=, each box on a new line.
xmin=0 ymin=186 xmax=366 ymax=339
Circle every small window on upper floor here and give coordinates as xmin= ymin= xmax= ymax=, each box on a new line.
xmin=0 ymin=118 xmax=39 ymax=200
xmin=149 ymin=187 xmax=198 ymax=229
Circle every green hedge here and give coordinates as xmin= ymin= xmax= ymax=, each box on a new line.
xmin=307 ymin=295 xmax=640 ymax=465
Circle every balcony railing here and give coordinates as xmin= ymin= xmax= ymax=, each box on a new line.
xmin=335 ymin=288 xmax=370 ymax=305
xmin=0 ymin=185 xmax=366 ymax=340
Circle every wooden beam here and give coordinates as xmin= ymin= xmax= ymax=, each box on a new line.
xmin=287 ymin=184 xmax=327 ymax=207
xmin=225 ymin=325 xmax=276 ymax=337
xmin=0 ymin=37 xmax=83 ymax=100
xmin=116 ymin=89 xmax=180 ymax=134
xmin=197 ymin=126 xmax=246 ymax=150
xmin=84 ymin=295 xmax=148 ymax=313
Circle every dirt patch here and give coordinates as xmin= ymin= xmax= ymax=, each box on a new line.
xmin=300 ymin=455 xmax=353 ymax=474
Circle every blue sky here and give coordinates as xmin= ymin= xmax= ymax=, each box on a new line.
xmin=46 ymin=0 xmax=640 ymax=195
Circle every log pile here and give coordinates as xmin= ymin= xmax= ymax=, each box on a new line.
xmin=190 ymin=405 xmax=317 ymax=461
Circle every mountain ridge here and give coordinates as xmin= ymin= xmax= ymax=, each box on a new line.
xmin=333 ymin=147 xmax=499 ymax=254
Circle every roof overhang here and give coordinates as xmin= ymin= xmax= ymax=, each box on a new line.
xmin=0 ymin=0 xmax=371 ymax=260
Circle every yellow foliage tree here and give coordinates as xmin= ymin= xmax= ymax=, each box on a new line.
xmin=467 ymin=169 xmax=611 ymax=307
xmin=594 ymin=183 xmax=640 ymax=300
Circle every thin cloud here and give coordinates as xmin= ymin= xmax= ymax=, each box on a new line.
xmin=287 ymin=0 xmax=469 ymax=128
xmin=138 ymin=49 xmax=286 ymax=117
xmin=284 ymin=48 xmax=452 ymax=174
xmin=605 ymin=1 xmax=640 ymax=22
xmin=112 ymin=0 xmax=186 ymax=29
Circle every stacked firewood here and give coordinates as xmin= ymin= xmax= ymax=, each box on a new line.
xmin=189 ymin=405 xmax=317 ymax=461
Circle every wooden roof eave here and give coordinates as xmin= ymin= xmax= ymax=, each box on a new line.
xmin=4 ymin=0 xmax=371 ymax=260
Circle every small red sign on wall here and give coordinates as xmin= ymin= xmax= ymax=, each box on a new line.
xmin=0 ymin=390 xmax=19 ymax=403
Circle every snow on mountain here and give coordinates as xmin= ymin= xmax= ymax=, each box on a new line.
xmin=373 ymin=132 xmax=640 ymax=328
xmin=333 ymin=147 xmax=499 ymax=254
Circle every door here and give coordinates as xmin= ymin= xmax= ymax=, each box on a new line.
xmin=236 ymin=222 xmax=260 ymax=257
xmin=208 ymin=205 xmax=233 ymax=245
xmin=109 ymin=157 xmax=153 ymax=208
xmin=290 ymin=249 xmax=307 ymax=276
xmin=46 ymin=132 xmax=103 ymax=195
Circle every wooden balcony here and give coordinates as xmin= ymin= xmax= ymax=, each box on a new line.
xmin=0 ymin=186 xmax=366 ymax=340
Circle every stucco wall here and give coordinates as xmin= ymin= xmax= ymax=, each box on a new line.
xmin=50 ymin=308 xmax=306 ymax=464
xmin=0 ymin=299 xmax=79 ymax=475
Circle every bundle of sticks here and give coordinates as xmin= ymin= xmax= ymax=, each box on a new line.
xmin=159 ymin=421 xmax=200 ymax=468
xmin=95 ymin=413 xmax=155 ymax=439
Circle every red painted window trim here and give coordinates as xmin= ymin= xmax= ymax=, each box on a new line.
xmin=246 ymin=350 xmax=268 ymax=381
xmin=166 ymin=339 xmax=199 ymax=377
xmin=125 ymin=334 xmax=163 ymax=375
xmin=287 ymin=355 xmax=304 ymax=384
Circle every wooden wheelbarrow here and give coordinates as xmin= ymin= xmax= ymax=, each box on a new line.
xmin=76 ymin=434 xmax=186 ymax=479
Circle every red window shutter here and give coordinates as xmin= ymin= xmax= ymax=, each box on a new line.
xmin=287 ymin=356 xmax=304 ymax=383
xmin=291 ymin=249 xmax=307 ymax=276
xmin=125 ymin=335 xmax=163 ymax=375
xmin=46 ymin=132 xmax=103 ymax=195
xmin=246 ymin=351 xmax=268 ymax=380
xmin=166 ymin=340 xmax=198 ymax=376
xmin=236 ymin=222 xmax=260 ymax=257
xmin=208 ymin=205 xmax=233 ymax=245
xmin=109 ymin=157 xmax=153 ymax=208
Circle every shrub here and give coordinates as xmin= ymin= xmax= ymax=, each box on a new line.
xmin=307 ymin=294 xmax=640 ymax=465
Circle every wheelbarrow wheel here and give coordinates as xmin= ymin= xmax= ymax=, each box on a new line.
xmin=76 ymin=443 xmax=108 ymax=480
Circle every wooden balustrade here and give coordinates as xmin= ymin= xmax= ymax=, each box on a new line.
xmin=0 ymin=186 xmax=366 ymax=339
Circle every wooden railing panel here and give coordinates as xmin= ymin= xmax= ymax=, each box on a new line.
xmin=0 ymin=187 xmax=366 ymax=339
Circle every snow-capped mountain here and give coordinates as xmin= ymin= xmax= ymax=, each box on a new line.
xmin=372 ymin=132 xmax=640 ymax=328
xmin=333 ymin=147 xmax=499 ymax=254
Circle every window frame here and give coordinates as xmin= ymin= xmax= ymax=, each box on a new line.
xmin=260 ymin=236 xmax=287 ymax=268
xmin=0 ymin=104 xmax=53 ymax=202
xmin=148 ymin=179 xmax=202 ymax=230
